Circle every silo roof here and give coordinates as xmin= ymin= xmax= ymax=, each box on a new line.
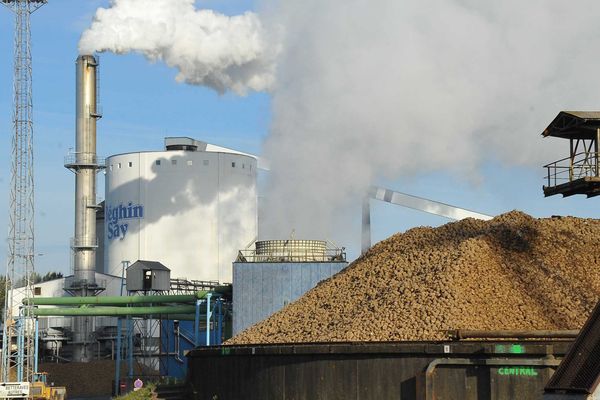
xmin=542 ymin=111 xmax=600 ymax=139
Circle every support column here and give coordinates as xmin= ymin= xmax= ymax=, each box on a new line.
xmin=361 ymin=196 xmax=371 ymax=254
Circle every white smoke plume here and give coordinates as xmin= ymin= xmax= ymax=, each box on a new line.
xmin=79 ymin=0 xmax=277 ymax=95
xmin=258 ymin=0 xmax=600 ymax=240
xmin=80 ymin=0 xmax=600 ymax=244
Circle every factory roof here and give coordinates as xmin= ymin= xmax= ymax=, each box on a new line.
xmin=106 ymin=137 xmax=270 ymax=169
xmin=128 ymin=260 xmax=171 ymax=272
xmin=542 ymin=111 xmax=600 ymax=139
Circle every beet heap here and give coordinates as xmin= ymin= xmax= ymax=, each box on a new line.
xmin=228 ymin=211 xmax=600 ymax=344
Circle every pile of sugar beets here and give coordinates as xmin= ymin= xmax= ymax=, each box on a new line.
xmin=229 ymin=211 xmax=600 ymax=344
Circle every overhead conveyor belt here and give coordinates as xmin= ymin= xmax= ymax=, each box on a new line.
xmin=362 ymin=185 xmax=493 ymax=254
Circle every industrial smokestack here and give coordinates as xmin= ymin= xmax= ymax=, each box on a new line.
xmin=71 ymin=54 xmax=100 ymax=288
xmin=79 ymin=0 xmax=276 ymax=95
xmin=65 ymin=54 xmax=103 ymax=361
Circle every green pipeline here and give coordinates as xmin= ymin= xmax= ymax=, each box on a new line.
xmin=23 ymin=291 xmax=208 ymax=306
xmin=32 ymin=305 xmax=198 ymax=317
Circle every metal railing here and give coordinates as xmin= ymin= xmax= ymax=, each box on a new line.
xmin=170 ymin=278 xmax=221 ymax=294
xmin=89 ymin=104 xmax=103 ymax=119
xmin=63 ymin=276 xmax=106 ymax=289
xmin=544 ymin=151 xmax=599 ymax=188
xmin=64 ymin=152 xmax=106 ymax=167
xmin=237 ymin=247 xmax=347 ymax=263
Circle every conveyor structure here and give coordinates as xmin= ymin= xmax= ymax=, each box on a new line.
xmin=362 ymin=186 xmax=493 ymax=253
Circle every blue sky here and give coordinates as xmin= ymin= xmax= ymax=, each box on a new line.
xmin=0 ymin=1 xmax=596 ymax=275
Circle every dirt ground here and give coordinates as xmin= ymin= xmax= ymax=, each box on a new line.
xmin=40 ymin=360 xmax=122 ymax=398
xmin=39 ymin=360 xmax=154 ymax=398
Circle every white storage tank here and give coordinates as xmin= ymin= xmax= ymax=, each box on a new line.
xmin=104 ymin=137 xmax=257 ymax=283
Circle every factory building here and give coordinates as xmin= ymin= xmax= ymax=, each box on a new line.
xmin=6 ymin=272 xmax=123 ymax=360
xmin=103 ymin=137 xmax=258 ymax=283
xmin=233 ymin=240 xmax=347 ymax=334
xmin=1 ymin=54 xmax=353 ymax=396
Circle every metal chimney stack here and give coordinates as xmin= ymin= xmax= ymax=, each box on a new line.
xmin=65 ymin=54 xmax=104 ymax=361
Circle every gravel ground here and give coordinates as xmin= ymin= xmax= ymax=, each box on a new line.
xmin=228 ymin=211 xmax=600 ymax=344
xmin=40 ymin=360 xmax=123 ymax=398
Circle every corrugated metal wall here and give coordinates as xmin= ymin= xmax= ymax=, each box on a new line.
xmin=232 ymin=261 xmax=347 ymax=334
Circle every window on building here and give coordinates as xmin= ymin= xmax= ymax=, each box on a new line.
xmin=242 ymin=163 xmax=245 ymax=169
xmin=156 ymin=160 xmax=161 ymax=166
xmin=172 ymin=159 xmax=177 ymax=165
xmin=231 ymin=162 xmax=236 ymax=168
xmin=34 ymin=287 xmax=41 ymax=296
xmin=110 ymin=165 xmax=113 ymax=171
xmin=118 ymin=163 xmax=122 ymax=169
xmin=187 ymin=160 xmax=193 ymax=166
xmin=203 ymin=160 xmax=209 ymax=166
xmin=128 ymin=162 xmax=133 ymax=167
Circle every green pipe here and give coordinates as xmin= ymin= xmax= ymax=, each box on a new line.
xmin=33 ymin=305 xmax=197 ymax=317
xmin=23 ymin=291 xmax=208 ymax=306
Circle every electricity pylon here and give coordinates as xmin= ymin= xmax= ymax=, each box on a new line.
xmin=1 ymin=0 xmax=47 ymax=383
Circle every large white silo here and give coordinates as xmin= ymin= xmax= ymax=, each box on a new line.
xmin=104 ymin=137 xmax=257 ymax=283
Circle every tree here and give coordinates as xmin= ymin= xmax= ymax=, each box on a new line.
xmin=40 ymin=271 xmax=63 ymax=282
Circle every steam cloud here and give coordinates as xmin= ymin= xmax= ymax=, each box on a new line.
xmin=79 ymin=0 xmax=276 ymax=95
xmin=259 ymin=0 xmax=600 ymax=241
xmin=81 ymin=1 xmax=600 ymax=245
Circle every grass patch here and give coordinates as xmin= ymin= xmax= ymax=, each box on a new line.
xmin=114 ymin=383 xmax=155 ymax=400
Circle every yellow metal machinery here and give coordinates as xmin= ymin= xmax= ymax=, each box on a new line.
xmin=29 ymin=373 xmax=66 ymax=400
